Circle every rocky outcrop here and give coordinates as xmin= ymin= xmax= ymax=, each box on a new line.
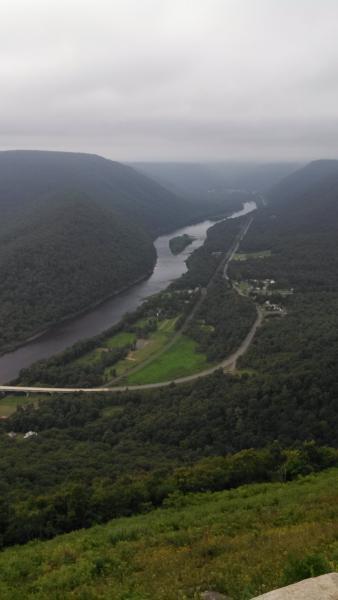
xmin=252 ymin=572 xmax=338 ymax=599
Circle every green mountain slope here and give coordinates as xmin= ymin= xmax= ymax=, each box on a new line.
xmin=0 ymin=151 xmax=190 ymax=352
xmin=0 ymin=467 xmax=338 ymax=599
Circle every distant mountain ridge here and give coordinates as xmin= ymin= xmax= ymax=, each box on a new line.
xmin=0 ymin=150 xmax=190 ymax=237
xmin=0 ymin=150 xmax=190 ymax=352
xmin=132 ymin=161 xmax=300 ymax=197
xmin=268 ymin=159 xmax=338 ymax=202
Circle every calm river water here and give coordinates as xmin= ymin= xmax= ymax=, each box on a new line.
xmin=0 ymin=201 xmax=256 ymax=382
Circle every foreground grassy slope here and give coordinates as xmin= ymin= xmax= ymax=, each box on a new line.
xmin=2 ymin=468 xmax=338 ymax=599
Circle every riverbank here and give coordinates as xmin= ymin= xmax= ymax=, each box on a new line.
xmin=0 ymin=268 xmax=155 ymax=359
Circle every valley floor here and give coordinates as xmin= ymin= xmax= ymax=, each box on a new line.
xmin=0 ymin=214 xmax=258 ymax=403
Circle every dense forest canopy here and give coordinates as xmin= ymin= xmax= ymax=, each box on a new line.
xmin=0 ymin=195 xmax=156 ymax=352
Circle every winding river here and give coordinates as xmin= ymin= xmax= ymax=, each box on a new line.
xmin=0 ymin=201 xmax=256 ymax=383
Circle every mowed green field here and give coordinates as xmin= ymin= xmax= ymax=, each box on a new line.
xmin=1 ymin=469 xmax=338 ymax=599
xmin=104 ymin=331 xmax=136 ymax=349
xmin=125 ymin=335 xmax=209 ymax=384
xmin=71 ymin=319 xmax=177 ymax=378
xmin=108 ymin=318 xmax=179 ymax=380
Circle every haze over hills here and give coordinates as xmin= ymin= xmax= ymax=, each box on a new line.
xmin=132 ymin=161 xmax=300 ymax=198
xmin=235 ymin=159 xmax=338 ymax=292
xmin=0 ymin=150 xmax=194 ymax=353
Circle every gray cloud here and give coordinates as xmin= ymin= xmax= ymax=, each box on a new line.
xmin=1 ymin=0 xmax=338 ymax=161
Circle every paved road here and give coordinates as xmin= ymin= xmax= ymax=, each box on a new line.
xmin=0 ymin=215 xmax=261 ymax=396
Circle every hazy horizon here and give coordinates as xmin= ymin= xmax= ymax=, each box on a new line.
xmin=0 ymin=148 xmax=305 ymax=166
xmin=1 ymin=0 xmax=338 ymax=162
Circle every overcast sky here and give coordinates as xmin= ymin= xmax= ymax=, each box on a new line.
xmin=1 ymin=0 xmax=338 ymax=161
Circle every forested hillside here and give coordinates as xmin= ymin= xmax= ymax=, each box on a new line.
xmin=0 ymin=195 xmax=155 ymax=351
xmin=0 ymin=151 xmax=191 ymax=352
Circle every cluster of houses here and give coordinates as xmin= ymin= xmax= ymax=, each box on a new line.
xmin=249 ymin=278 xmax=294 ymax=297
xmin=264 ymin=300 xmax=285 ymax=314
xmin=240 ymin=278 xmax=288 ymax=315
xmin=7 ymin=430 xmax=38 ymax=440
xmin=250 ymin=278 xmax=276 ymax=293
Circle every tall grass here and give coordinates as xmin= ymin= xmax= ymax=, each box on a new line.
xmin=1 ymin=469 xmax=338 ymax=598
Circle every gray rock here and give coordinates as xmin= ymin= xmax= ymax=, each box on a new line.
xmin=251 ymin=572 xmax=338 ymax=599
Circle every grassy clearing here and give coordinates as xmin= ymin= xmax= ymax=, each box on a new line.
xmin=69 ymin=319 xmax=179 ymax=381
xmin=125 ymin=335 xmax=209 ymax=384
xmin=0 ymin=394 xmax=40 ymax=417
xmin=107 ymin=318 xmax=179 ymax=380
xmin=234 ymin=281 xmax=252 ymax=296
xmin=235 ymin=368 xmax=258 ymax=376
xmin=133 ymin=317 xmax=154 ymax=328
xmin=74 ymin=332 xmax=136 ymax=367
xmin=198 ymin=321 xmax=215 ymax=333
xmin=100 ymin=405 xmax=125 ymax=418
xmin=73 ymin=350 xmax=103 ymax=366
xmin=233 ymin=250 xmax=271 ymax=261
xmin=1 ymin=469 xmax=338 ymax=598
xmin=104 ymin=331 xmax=136 ymax=349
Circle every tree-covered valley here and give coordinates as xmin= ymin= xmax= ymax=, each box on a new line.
xmin=2 ymin=158 xmax=338 ymax=597
xmin=14 ymin=215 xmax=255 ymax=387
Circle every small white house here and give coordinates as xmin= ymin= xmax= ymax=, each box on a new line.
xmin=23 ymin=431 xmax=38 ymax=439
